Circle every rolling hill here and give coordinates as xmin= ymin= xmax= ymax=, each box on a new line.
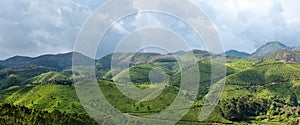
xmin=264 ymin=49 xmax=300 ymax=63
xmin=0 ymin=66 xmax=53 ymax=90
xmin=0 ymin=52 xmax=86 ymax=71
xmin=226 ymin=60 xmax=300 ymax=85
xmin=112 ymin=64 xmax=174 ymax=84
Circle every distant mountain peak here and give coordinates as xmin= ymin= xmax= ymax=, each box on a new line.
xmin=252 ymin=41 xmax=290 ymax=57
xmin=265 ymin=41 xmax=285 ymax=45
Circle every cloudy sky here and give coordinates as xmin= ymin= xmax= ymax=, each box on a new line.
xmin=0 ymin=0 xmax=300 ymax=59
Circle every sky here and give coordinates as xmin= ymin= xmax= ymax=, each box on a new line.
xmin=0 ymin=0 xmax=300 ymax=59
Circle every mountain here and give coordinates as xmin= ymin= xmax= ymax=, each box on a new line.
xmin=292 ymin=45 xmax=300 ymax=51
xmin=168 ymin=50 xmax=186 ymax=56
xmin=265 ymin=49 xmax=300 ymax=63
xmin=251 ymin=41 xmax=290 ymax=56
xmin=0 ymin=52 xmax=91 ymax=71
xmin=96 ymin=53 xmax=178 ymax=72
xmin=225 ymin=50 xmax=251 ymax=57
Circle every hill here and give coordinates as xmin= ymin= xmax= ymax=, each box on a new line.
xmin=0 ymin=66 xmax=53 ymax=90
xmin=111 ymin=64 xmax=174 ymax=84
xmin=292 ymin=45 xmax=300 ymax=51
xmin=172 ymin=61 xmax=235 ymax=99
xmin=226 ymin=60 xmax=300 ymax=85
xmin=0 ymin=52 xmax=81 ymax=71
xmin=4 ymin=84 xmax=84 ymax=113
xmin=28 ymin=69 xmax=72 ymax=85
xmin=225 ymin=50 xmax=251 ymax=57
xmin=264 ymin=49 xmax=300 ymax=63
xmin=252 ymin=41 xmax=290 ymax=56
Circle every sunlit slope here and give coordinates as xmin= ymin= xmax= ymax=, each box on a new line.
xmin=226 ymin=60 xmax=300 ymax=85
xmin=4 ymin=84 xmax=84 ymax=113
xmin=27 ymin=69 xmax=72 ymax=85
xmin=112 ymin=64 xmax=174 ymax=84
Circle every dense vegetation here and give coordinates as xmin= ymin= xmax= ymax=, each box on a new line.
xmin=0 ymin=66 xmax=53 ymax=90
xmin=0 ymin=103 xmax=97 ymax=125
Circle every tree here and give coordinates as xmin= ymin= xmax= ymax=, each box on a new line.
xmin=289 ymin=93 xmax=299 ymax=107
xmin=220 ymin=95 xmax=269 ymax=121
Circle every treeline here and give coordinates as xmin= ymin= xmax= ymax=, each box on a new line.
xmin=0 ymin=103 xmax=98 ymax=125
xmin=0 ymin=66 xmax=51 ymax=77
xmin=32 ymin=79 xmax=74 ymax=86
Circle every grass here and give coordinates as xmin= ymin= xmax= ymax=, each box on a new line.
xmin=99 ymin=80 xmax=178 ymax=113
xmin=0 ymin=86 xmax=22 ymax=102
xmin=226 ymin=61 xmax=254 ymax=72
xmin=112 ymin=63 xmax=174 ymax=84
xmin=4 ymin=84 xmax=84 ymax=113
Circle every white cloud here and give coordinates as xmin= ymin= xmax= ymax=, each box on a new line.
xmin=0 ymin=0 xmax=300 ymax=59
xmin=192 ymin=0 xmax=300 ymax=53
xmin=112 ymin=20 xmax=130 ymax=34
xmin=0 ymin=0 xmax=99 ymax=59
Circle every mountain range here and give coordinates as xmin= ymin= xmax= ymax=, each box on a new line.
xmin=0 ymin=41 xmax=299 ymax=70
xmin=226 ymin=41 xmax=300 ymax=58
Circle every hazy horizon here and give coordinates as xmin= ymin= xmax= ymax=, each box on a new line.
xmin=0 ymin=40 xmax=299 ymax=61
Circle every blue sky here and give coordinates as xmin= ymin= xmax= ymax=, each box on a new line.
xmin=0 ymin=0 xmax=300 ymax=59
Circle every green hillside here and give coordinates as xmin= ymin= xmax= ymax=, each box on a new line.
xmin=171 ymin=61 xmax=234 ymax=99
xmin=225 ymin=61 xmax=254 ymax=72
xmin=226 ymin=60 xmax=300 ymax=85
xmin=220 ymin=81 xmax=300 ymax=123
xmin=0 ymin=66 xmax=53 ymax=90
xmin=28 ymin=69 xmax=72 ymax=85
xmin=112 ymin=64 xmax=174 ymax=84
xmin=0 ymin=103 xmax=97 ymax=125
xmin=4 ymin=84 xmax=84 ymax=113
xmin=0 ymin=86 xmax=22 ymax=102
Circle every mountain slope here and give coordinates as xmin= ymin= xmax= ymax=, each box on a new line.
xmin=4 ymin=84 xmax=84 ymax=113
xmin=0 ymin=66 xmax=53 ymax=90
xmin=265 ymin=49 xmax=300 ymax=63
xmin=0 ymin=52 xmax=90 ymax=71
xmin=112 ymin=64 xmax=173 ymax=84
xmin=226 ymin=60 xmax=300 ymax=85
xmin=28 ymin=69 xmax=72 ymax=85
xmin=292 ymin=45 xmax=300 ymax=51
xmin=252 ymin=41 xmax=290 ymax=56
xmin=225 ymin=50 xmax=250 ymax=57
